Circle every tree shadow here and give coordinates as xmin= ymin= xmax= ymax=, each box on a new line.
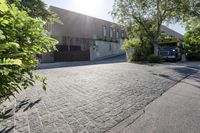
xmin=0 ymin=108 xmax=13 ymax=119
xmin=159 ymin=74 xmax=177 ymax=81
xmin=23 ymin=98 xmax=41 ymax=112
xmin=15 ymin=98 xmax=42 ymax=113
xmin=172 ymin=67 xmax=198 ymax=76
xmin=189 ymin=73 xmax=200 ymax=82
xmin=38 ymin=54 xmax=126 ymax=69
xmin=151 ymin=66 xmax=200 ymax=89
xmin=0 ymin=126 xmax=15 ymax=133
xmin=15 ymin=99 xmax=30 ymax=113
xmin=1 ymin=98 xmax=41 ymax=120
xmin=186 ymin=65 xmax=200 ymax=71
xmin=151 ymin=73 xmax=179 ymax=82
xmin=182 ymin=80 xmax=200 ymax=89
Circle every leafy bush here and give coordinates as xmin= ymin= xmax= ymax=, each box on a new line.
xmin=147 ymin=54 xmax=163 ymax=63
xmin=0 ymin=1 xmax=58 ymax=99
xmin=184 ymin=25 xmax=200 ymax=61
xmin=123 ymin=37 xmax=152 ymax=62
xmin=127 ymin=49 xmax=146 ymax=62
xmin=186 ymin=53 xmax=200 ymax=61
xmin=105 ymin=37 xmax=113 ymax=42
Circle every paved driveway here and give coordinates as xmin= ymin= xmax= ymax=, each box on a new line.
xmin=1 ymin=57 xmax=200 ymax=133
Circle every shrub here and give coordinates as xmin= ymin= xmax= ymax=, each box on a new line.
xmin=97 ymin=37 xmax=103 ymax=41
xmin=128 ymin=49 xmax=146 ymax=62
xmin=105 ymin=37 xmax=113 ymax=42
xmin=127 ymin=53 xmax=138 ymax=62
xmin=186 ymin=53 xmax=200 ymax=61
xmin=0 ymin=1 xmax=58 ymax=99
xmin=184 ymin=26 xmax=200 ymax=61
xmin=147 ymin=54 xmax=163 ymax=63
xmin=123 ymin=37 xmax=153 ymax=62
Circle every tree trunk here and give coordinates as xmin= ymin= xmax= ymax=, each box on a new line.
xmin=153 ymin=41 xmax=159 ymax=56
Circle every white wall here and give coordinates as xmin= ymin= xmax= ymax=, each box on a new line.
xmin=90 ymin=39 xmax=125 ymax=61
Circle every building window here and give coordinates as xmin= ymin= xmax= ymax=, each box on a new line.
xmin=113 ymin=29 xmax=116 ymax=38
xmin=121 ymin=31 xmax=124 ymax=38
xmin=116 ymin=30 xmax=119 ymax=39
xmin=110 ymin=27 xmax=113 ymax=38
xmin=103 ymin=26 xmax=107 ymax=37
xmin=62 ymin=36 xmax=67 ymax=45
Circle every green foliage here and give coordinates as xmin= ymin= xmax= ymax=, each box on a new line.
xmin=7 ymin=0 xmax=60 ymax=23
xmin=111 ymin=0 xmax=199 ymax=55
xmin=124 ymin=38 xmax=152 ymax=62
xmin=122 ymin=38 xmax=141 ymax=51
xmin=0 ymin=0 xmax=58 ymax=99
xmin=184 ymin=25 xmax=200 ymax=60
xmin=183 ymin=1 xmax=200 ymax=61
xmin=127 ymin=50 xmax=145 ymax=62
xmin=147 ymin=54 xmax=163 ymax=63
xmin=185 ymin=17 xmax=200 ymax=31
xmin=123 ymin=24 xmax=153 ymax=61
xmin=181 ymin=1 xmax=200 ymax=22
xmin=0 ymin=58 xmax=22 ymax=66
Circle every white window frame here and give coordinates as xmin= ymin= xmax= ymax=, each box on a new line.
xmin=121 ymin=31 xmax=124 ymax=38
xmin=116 ymin=30 xmax=119 ymax=39
xmin=103 ymin=26 xmax=107 ymax=37
xmin=110 ymin=27 xmax=113 ymax=38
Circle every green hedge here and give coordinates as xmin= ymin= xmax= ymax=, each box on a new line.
xmin=187 ymin=53 xmax=200 ymax=61
xmin=147 ymin=54 xmax=163 ymax=63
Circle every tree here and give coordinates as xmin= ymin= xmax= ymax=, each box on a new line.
xmin=123 ymin=24 xmax=152 ymax=61
xmin=181 ymin=0 xmax=200 ymax=21
xmin=0 ymin=0 xmax=58 ymax=99
xmin=184 ymin=19 xmax=200 ymax=60
xmin=111 ymin=0 xmax=199 ymax=56
xmin=182 ymin=0 xmax=200 ymax=60
xmin=7 ymin=0 xmax=59 ymax=23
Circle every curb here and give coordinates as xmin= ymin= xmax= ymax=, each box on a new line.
xmin=106 ymin=69 xmax=199 ymax=133
xmin=106 ymin=109 xmax=144 ymax=133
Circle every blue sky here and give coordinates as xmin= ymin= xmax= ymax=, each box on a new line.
xmin=43 ymin=0 xmax=185 ymax=35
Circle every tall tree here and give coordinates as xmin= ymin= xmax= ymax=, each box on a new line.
xmin=111 ymin=0 xmax=199 ymax=55
xmin=181 ymin=0 xmax=200 ymax=20
xmin=123 ymin=24 xmax=152 ymax=60
xmin=184 ymin=25 xmax=200 ymax=60
xmin=183 ymin=15 xmax=200 ymax=60
xmin=7 ymin=0 xmax=59 ymax=22
xmin=182 ymin=0 xmax=200 ymax=60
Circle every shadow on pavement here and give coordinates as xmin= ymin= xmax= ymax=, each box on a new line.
xmin=0 ymin=126 xmax=15 ymax=133
xmin=16 ymin=98 xmax=41 ymax=113
xmin=171 ymin=67 xmax=198 ymax=76
xmin=0 ymin=98 xmax=41 ymax=121
xmin=155 ymin=66 xmax=199 ymax=89
xmin=38 ymin=54 xmax=126 ymax=70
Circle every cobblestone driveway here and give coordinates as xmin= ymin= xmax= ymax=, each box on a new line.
xmin=1 ymin=58 xmax=199 ymax=133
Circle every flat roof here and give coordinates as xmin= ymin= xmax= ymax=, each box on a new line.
xmin=49 ymin=6 xmax=183 ymax=39
xmin=49 ymin=6 xmax=119 ymax=26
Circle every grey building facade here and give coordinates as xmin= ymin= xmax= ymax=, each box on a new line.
xmin=46 ymin=6 xmax=125 ymax=51
xmin=42 ymin=6 xmax=183 ymax=62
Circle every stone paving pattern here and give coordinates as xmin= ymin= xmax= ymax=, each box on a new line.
xmin=1 ymin=58 xmax=199 ymax=133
